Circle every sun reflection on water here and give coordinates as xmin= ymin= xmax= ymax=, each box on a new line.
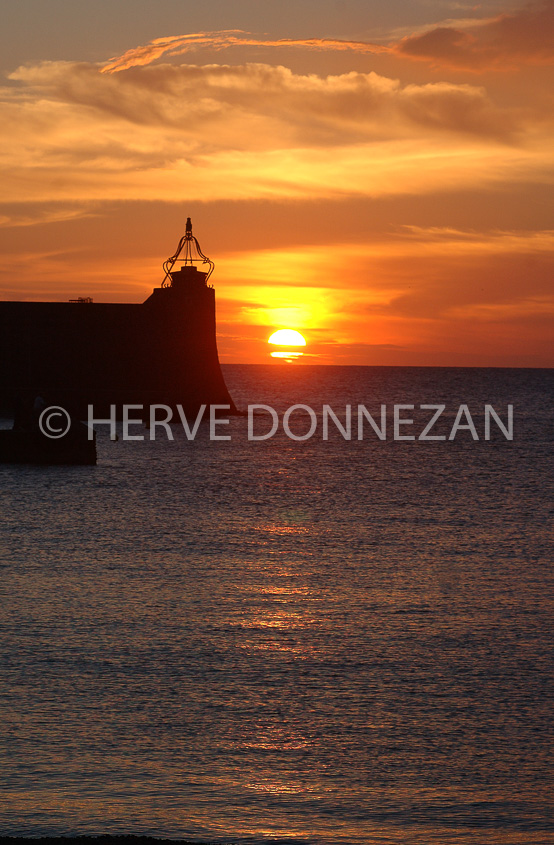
xmin=270 ymin=350 xmax=304 ymax=361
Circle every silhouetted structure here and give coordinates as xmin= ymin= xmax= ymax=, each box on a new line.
xmin=0 ymin=219 xmax=236 ymax=417
xmin=0 ymin=422 xmax=97 ymax=465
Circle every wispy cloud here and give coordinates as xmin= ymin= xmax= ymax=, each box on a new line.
xmin=101 ymin=31 xmax=389 ymax=73
xmin=99 ymin=2 xmax=554 ymax=75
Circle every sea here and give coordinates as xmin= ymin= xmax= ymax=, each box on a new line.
xmin=0 ymin=365 xmax=552 ymax=845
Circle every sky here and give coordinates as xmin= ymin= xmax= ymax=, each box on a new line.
xmin=0 ymin=0 xmax=552 ymax=366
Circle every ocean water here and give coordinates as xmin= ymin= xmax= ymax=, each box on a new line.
xmin=0 ymin=365 xmax=552 ymax=845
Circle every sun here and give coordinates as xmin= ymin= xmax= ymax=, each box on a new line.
xmin=268 ymin=329 xmax=306 ymax=347
xmin=268 ymin=328 xmax=307 ymax=362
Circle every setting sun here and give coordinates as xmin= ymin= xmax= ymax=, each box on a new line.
xmin=268 ymin=329 xmax=306 ymax=347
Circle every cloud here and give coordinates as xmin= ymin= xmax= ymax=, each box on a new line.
xmin=1 ymin=11 xmax=552 ymax=367
xmin=0 ymin=204 xmax=96 ymax=228
xmin=101 ymin=31 xmax=388 ymax=74
xmin=11 ymin=60 xmax=517 ymax=144
xmin=98 ymin=5 xmax=554 ymax=76
xmin=395 ymin=0 xmax=554 ymax=70
xmin=1 ymin=57 xmax=538 ymax=215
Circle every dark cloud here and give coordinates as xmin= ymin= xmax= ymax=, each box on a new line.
xmin=395 ymin=0 xmax=554 ymax=70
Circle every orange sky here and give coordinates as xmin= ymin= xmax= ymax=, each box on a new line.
xmin=0 ymin=0 xmax=552 ymax=366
